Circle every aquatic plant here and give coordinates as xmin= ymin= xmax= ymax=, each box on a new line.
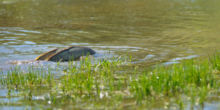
xmin=0 ymin=66 xmax=54 ymax=90
xmin=0 ymin=54 xmax=219 ymax=109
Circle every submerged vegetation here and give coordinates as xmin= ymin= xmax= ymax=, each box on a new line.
xmin=0 ymin=54 xmax=219 ymax=109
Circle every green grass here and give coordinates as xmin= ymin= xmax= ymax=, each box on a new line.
xmin=0 ymin=54 xmax=219 ymax=109
xmin=0 ymin=66 xmax=54 ymax=90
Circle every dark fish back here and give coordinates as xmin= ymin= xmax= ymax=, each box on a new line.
xmin=46 ymin=46 xmax=95 ymax=62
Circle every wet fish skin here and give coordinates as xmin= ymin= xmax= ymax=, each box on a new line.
xmin=35 ymin=48 xmax=58 ymax=61
xmin=35 ymin=46 xmax=95 ymax=62
xmin=47 ymin=47 xmax=95 ymax=62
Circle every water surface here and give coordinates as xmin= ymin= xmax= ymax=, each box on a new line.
xmin=0 ymin=0 xmax=220 ymax=109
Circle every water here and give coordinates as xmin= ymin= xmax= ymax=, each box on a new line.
xmin=0 ymin=0 xmax=220 ymax=109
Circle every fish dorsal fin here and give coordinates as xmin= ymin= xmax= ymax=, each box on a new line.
xmin=35 ymin=48 xmax=58 ymax=61
xmin=45 ymin=47 xmax=73 ymax=61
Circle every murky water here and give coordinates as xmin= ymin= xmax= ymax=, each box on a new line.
xmin=0 ymin=0 xmax=220 ymax=109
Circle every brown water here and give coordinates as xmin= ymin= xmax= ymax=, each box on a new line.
xmin=0 ymin=0 xmax=220 ymax=66
xmin=0 ymin=0 xmax=220 ymax=109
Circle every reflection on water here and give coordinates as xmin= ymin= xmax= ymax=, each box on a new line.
xmin=0 ymin=0 xmax=219 ymax=66
xmin=0 ymin=0 xmax=220 ymax=109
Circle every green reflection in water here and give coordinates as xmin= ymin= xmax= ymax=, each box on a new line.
xmin=0 ymin=0 xmax=219 ymax=67
xmin=0 ymin=0 xmax=219 ymax=47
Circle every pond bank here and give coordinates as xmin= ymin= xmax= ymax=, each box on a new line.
xmin=0 ymin=53 xmax=219 ymax=109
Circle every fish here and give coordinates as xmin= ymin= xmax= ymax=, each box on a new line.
xmin=35 ymin=46 xmax=95 ymax=62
